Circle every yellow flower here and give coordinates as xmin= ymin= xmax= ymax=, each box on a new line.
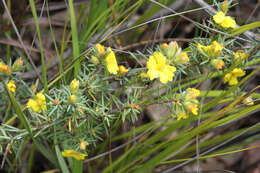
xmin=185 ymin=88 xmax=200 ymax=99
xmin=147 ymin=52 xmax=176 ymax=84
xmin=26 ymin=92 xmax=47 ymax=113
xmin=220 ymin=16 xmax=236 ymax=29
xmin=175 ymin=52 xmax=189 ymax=64
xmin=119 ymin=65 xmax=128 ymax=75
xmin=233 ymin=51 xmax=247 ymax=60
xmin=27 ymin=99 xmax=41 ymax=113
xmin=7 ymin=80 xmax=16 ymax=93
xmin=213 ymin=11 xmax=236 ymax=29
xmin=105 ymin=48 xmax=119 ymax=75
xmin=91 ymin=55 xmax=100 ymax=65
xmin=185 ymin=100 xmax=199 ymax=115
xmin=36 ymin=93 xmax=47 ymax=109
xmin=197 ymin=41 xmax=223 ymax=58
xmin=0 ymin=62 xmax=10 ymax=75
xmin=95 ymin=44 xmax=105 ymax=57
xmin=69 ymin=95 xmax=77 ymax=104
xmin=161 ymin=43 xmax=168 ymax=49
xmin=70 ymin=79 xmax=79 ymax=93
xmin=224 ymin=68 xmax=245 ymax=85
xmin=213 ymin=11 xmax=225 ymax=24
xmin=176 ymin=111 xmax=188 ymax=121
xmin=62 ymin=149 xmax=86 ymax=160
xmin=211 ymin=59 xmax=224 ymax=70
xmin=211 ymin=41 xmax=223 ymax=57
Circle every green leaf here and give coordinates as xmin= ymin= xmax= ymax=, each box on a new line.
xmin=230 ymin=21 xmax=260 ymax=36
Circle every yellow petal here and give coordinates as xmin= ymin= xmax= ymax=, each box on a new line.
xmin=105 ymin=48 xmax=119 ymax=74
xmin=229 ymin=76 xmax=238 ymax=85
xmin=232 ymin=68 xmax=245 ymax=77
xmin=213 ymin=11 xmax=225 ymax=24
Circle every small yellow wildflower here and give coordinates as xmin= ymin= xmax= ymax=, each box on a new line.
xmin=27 ymin=92 xmax=47 ymax=113
xmin=197 ymin=41 xmax=223 ymax=58
xmin=224 ymin=68 xmax=245 ymax=85
xmin=211 ymin=59 xmax=224 ymax=70
xmin=0 ymin=62 xmax=10 ymax=75
xmin=91 ymin=55 xmax=100 ymax=65
xmin=185 ymin=100 xmax=199 ymax=115
xmin=70 ymin=79 xmax=80 ymax=93
xmin=7 ymin=80 xmax=16 ymax=93
xmin=233 ymin=51 xmax=247 ymax=60
xmin=119 ymin=65 xmax=128 ymax=75
xmin=35 ymin=93 xmax=47 ymax=110
xmin=175 ymin=52 xmax=189 ymax=64
xmin=105 ymin=48 xmax=119 ymax=75
xmin=147 ymin=52 xmax=176 ymax=84
xmin=62 ymin=149 xmax=86 ymax=160
xmin=69 ymin=95 xmax=77 ymax=104
xmin=220 ymin=16 xmax=236 ymax=29
xmin=185 ymin=88 xmax=200 ymax=99
xmin=213 ymin=11 xmax=236 ymax=29
xmin=79 ymin=139 xmax=89 ymax=150
xmin=95 ymin=44 xmax=105 ymax=57
xmin=213 ymin=11 xmax=226 ymax=24
xmin=161 ymin=43 xmax=168 ymax=49
xmin=176 ymin=111 xmax=188 ymax=121
xmin=27 ymin=99 xmax=40 ymax=113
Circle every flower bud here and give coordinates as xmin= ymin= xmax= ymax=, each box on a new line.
xmin=53 ymin=99 xmax=60 ymax=105
xmin=174 ymin=52 xmax=189 ymax=64
xmin=161 ymin=43 xmax=168 ymax=49
xmin=95 ymin=44 xmax=105 ymax=57
xmin=119 ymin=65 xmax=128 ymax=75
xmin=91 ymin=55 xmax=99 ymax=65
xmin=165 ymin=41 xmax=179 ymax=58
xmin=70 ymin=79 xmax=80 ymax=93
xmin=69 ymin=95 xmax=77 ymax=104
xmin=211 ymin=59 xmax=224 ymax=70
xmin=12 ymin=58 xmax=23 ymax=72
xmin=221 ymin=0 xmax=229 ymax=14
xmin=0 ymin=62 xmax=11 ymax=75
xmin=7 ymin=80 xmax=16 ymax=93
